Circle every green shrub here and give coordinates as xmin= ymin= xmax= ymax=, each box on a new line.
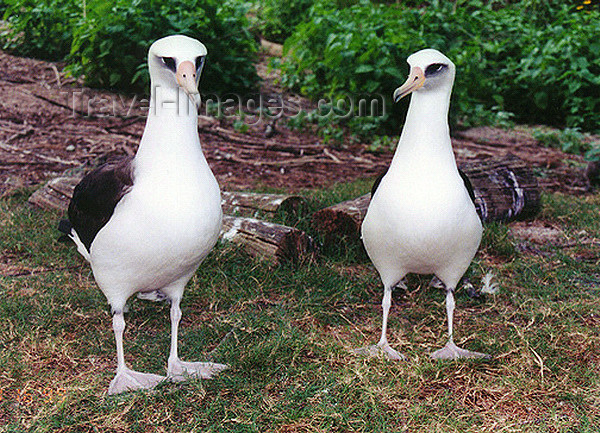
xmin=257 ymin=0 xmax=315 ymax=43
xmin=279 ymin=0 xmax=600 ymax=134
xmin=1 ymin=0 xmax=81 ymax=60
xmin=500 ymin=7 xmax=600 ymax=131
xmin=1 ymin=0 xmax=259 ymax=95
xmin=69 ymin=0 xmax=259 ymax=95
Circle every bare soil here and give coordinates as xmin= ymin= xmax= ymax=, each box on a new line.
xmin=0 ymin=49 xmax=592 ymax=198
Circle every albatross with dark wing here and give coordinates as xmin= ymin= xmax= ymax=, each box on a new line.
xmin=59 ymin=35 xmax=227 ymax=394
xmin=360 ymin=49 xmax=489 ymax=361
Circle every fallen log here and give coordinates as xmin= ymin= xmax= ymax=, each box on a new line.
xmin=29 ymin=175 xmax=307 ymax=219
xmin=460 ymin=153 xmax=540 ymax=222
xmin=312 ymin=154 xmax=540 ymax=242
xmin=311 ymin=194 xmax=371 ymax=243
xmin=221 ymin=191 xmax=306 ymax=218
xmin=29 ymin=175 xmax=315 ymax=264
xmin=28 ymin=175 xmax=82 ymax=211
xmin=221 ymin=216 xmax=318 ymax=264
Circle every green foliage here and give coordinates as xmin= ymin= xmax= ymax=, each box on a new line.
xmin=532 ymin=127 xmax=587 ymax=154
xmin=280 ymin=0 xmax=600 ymax=134
xmin=69 ymin=0 xmax=259 ymax=95
xmin=531 ymin=126 xmax=600 ymax=162
xmin=1 ymin=0 xmax=82 ymax=60
xmin=497 ymin=5 xmax=600 ymax=132
xmin=256 ymin=0 xmax=315 ymax=43
xmin=1 ymin=0 xmax=259 ymax=95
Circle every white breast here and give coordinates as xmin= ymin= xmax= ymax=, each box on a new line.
xmin=89 ymin=149 xmax=222 ymax=303
xmin=362 ymin=166 xmax=481 ymax=289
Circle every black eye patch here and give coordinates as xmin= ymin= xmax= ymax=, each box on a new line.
xmin=161 ymin=57 xmax=176 ymax=72
xmin=425 ymin=63 xmax=447 ymax=77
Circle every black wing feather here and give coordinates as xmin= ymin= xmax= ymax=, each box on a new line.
xmin=458 ymin=168 xmax=476 ymax=203
xmin=66 ymin=157 xmax=134 ymax=251
xmin=371 ymin=170 xmax=387 ymax=196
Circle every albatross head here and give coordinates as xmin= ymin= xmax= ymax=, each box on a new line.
xmin=147 ymin=35 xmax=208 ymax=107
xmin=393 ymin=49 xmax=455 ymax=102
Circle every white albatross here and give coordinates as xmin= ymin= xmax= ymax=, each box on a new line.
xmin=59 ymin=35 xmax=227 ymax=394
xmin=359 ymin=49 xmax=489 ymax=360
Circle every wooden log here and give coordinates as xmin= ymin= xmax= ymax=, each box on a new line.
xmin=29 ymin=175 xmax=307 ymax=220
xmin=311 ymin=194 xmax=371 ymax=242
xmin=221 ymin=191 xmax=306 ymax=218
xmin=460 ymin=153 xmax=541 ymax=222
xmin=312 ymin=154 xmax=541 ymax=242
xmin=221 ymin=216 xmax=318 ymax=264
xmin=28 ymin=175 xmax=316 ymax=264
xmin=28 ymin=175 xmax=82 ymax=211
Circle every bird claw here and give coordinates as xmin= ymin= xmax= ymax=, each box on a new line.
xmin=353 ymin=343 xmax=406 ymax=361
xmin=430 ymin=340 xmax=491 ymax=360
xmin=108 ymin=368 xmax=166 ymax=395
xmin=167 ymin=360 xmax=229 ymax=382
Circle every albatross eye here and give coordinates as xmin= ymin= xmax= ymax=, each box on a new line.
xmin=425 ymin=63 xmax=447 ymax=76
xmin=161 ymin=57 xmax=176 ymax=72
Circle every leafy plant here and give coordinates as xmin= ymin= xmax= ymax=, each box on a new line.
xmin=279 ymin=0 xmax=600 ymax=134
xmin=68 ymin=0 xmax=259 ymax=95
xmin=532 ymin=126 xmax=600 ymax=162
xmin=585 ymin=143 xmax=600 ymax=162
xmin=1 ymin=0 xmax=259 ymax=96
xmin=1 ymin=0 xmax=82 ymax=60
xmin=256 ymin=0 xmax=315 ymax=43
xmin=532 ymin=127 xmax=587 ymax=153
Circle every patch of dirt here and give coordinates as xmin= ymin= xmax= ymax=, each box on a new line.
xmin=509 ymin=221 xmax=568 ymax=245
xmin=0 ymin=49 xmax=593 ymax=198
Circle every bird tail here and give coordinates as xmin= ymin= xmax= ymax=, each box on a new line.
xmin=57 ymin=219 xmax=91 ymax=262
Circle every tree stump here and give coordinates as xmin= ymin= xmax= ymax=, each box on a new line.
xmin=312 ymin=154 xmax=540 ymax=242
xmin=221 ymin=216 xmax=318 ymax=264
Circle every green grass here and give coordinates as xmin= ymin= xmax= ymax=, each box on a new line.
xmin=1 ymin=185 xmax=599 ymax=432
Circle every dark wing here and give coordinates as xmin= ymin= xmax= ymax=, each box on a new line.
xmin=371 ymin=170 xmax=387 ymax=196
xmin=458 ymin=168 xmax=476 ymax=204
xmin=65 ymin=157 xmax=134 ymax=252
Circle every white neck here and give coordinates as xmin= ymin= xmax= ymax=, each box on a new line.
xmin=147 ymin=84 xmax=198 ymax=125
xmin=134 ymin=84 xmax=201 ymax=172
xmin=390 ymin=88 xmax=456 ymax=170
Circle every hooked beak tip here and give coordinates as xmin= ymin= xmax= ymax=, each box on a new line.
xmin=393 ymin=88 xmax=403 ymax=103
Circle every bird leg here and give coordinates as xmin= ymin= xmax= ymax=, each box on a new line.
xmin=430 ymin=288 xmax=491 ymax=360
xmin=108 ymin=310 xmax=166 ymax=395
xmin=354 ymin=284 xmax=405 ymax=360
xmin=166 ymin=297 xmax=229 ymax=382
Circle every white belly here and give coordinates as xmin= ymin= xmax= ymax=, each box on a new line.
xmin=89 ymin=167 xmax=222 ymax=304
xmin=362 ymin=172 xmax=482 ymax=289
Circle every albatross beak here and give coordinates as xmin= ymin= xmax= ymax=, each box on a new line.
xmin=176 ymin=60 xmax=200 ymax=107
xmin=393 ymin=66 xmax=425 ymax=102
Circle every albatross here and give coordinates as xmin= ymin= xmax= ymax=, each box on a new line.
xmin=59 ymin=35 xmax=227 ymax=394
xmin=360 ymin=48 xmax=489 ymax=360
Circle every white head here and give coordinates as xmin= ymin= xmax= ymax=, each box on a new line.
xmin=393 ymin=49 xmax=455 ymax=102
xmin=147 ymin=35 xmax=208 ymax=107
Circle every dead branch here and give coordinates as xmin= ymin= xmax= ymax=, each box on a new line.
xmin=0 ymin=142 xmax=79 ymax=167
